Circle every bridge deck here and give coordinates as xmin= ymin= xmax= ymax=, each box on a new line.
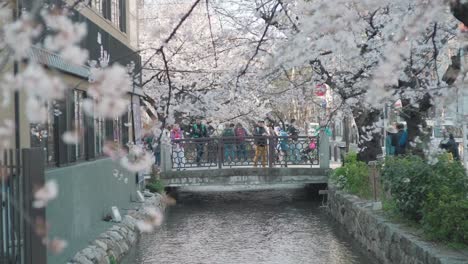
xmin=161 ymin=167 xmax=330 ymax=187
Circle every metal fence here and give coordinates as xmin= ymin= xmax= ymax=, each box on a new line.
xmin=1 ymin=148 xmax=46 ymax=264
xmin=170 ymin=136 xmax=320 ymax=170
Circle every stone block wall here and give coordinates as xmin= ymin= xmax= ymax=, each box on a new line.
xmin=67 ymin=194 xmax=165 ymax=264
xmin=327 ymin=186 xmax=468 ymax=264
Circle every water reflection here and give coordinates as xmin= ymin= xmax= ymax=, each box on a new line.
xmin=122 ymin=186 xmax=375 ymax=264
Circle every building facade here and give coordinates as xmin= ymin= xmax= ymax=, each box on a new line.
xmin=1 ymin=1 xmax=144 ymax=263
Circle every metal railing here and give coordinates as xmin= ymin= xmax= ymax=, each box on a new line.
xmin=29 ymin=46 xmax=90 ymax=78
xmin=169 ymin=136 xmax=320 ymax=170
xmin=1 ymin=148 xmax=46 ymax=264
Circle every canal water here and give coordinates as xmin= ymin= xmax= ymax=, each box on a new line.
xmin=122 ymin=185 xmax=376 ymax=264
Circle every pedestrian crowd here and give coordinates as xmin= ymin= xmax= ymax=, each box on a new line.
xmin=142 ymin=118 xmax=319 ymax=169
xmin=385 ymin=123 xmax=459 ymax=161
xmin=385 ymin=123 xmax=408 ymax=156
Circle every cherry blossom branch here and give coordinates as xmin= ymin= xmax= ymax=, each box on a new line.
xmin=205 ymin=0 xmax=218 ymax=67
xmin=238 ymin=1 xmax=280 ymax=78
xmin=157 ymin=49 xmax=174 ymax=142
xmin=431 ymin=22 xmax=441 ymax=85
xmin=277 ymin=0 xmax=299 ymax=32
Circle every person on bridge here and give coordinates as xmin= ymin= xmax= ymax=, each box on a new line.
xmin=275 ymin=126 xmax=289 ymax=167
xmin=234 ymin=123 xmax=249 ymax=162
xmin=171 ymin=124 xmax=186 ymax=170
xmin=190 ymin=119 xmax=209 ymax=166
xmin=287 ymin=119 xmax=300 ymax=163
xmin=222 ymin=123 xmax=236 ymax=164
xmin=253 ymin=120 xmax=268 ymax=168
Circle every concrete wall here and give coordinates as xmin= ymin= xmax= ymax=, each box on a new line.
xmin=327 ymin=186 xmax=468 ymax=264
xmin=45 ymin=158 xmax=139 ymax=264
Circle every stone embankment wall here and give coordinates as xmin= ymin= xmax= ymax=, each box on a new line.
xmin=67 ymin=194 xmax=165 ymax=264
xmin=327 ymin=186 xmax=468 ymax=264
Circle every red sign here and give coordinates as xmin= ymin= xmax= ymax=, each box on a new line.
xmin=315 ymin=84 xmax=327 ymax=96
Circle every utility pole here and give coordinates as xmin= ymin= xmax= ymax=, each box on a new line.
xmin=460 ymin=47 xmax=468 ymax=169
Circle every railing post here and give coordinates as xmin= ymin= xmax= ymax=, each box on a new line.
xmin=218 ymin=138 xmax=223 ymax=169
xmin=319 ymin=130 xmax=330 ymax=169
xmin=160 ymin=142 xmax=172 ymax=173
xmin=22 ymin=148 xmax=47 ymax=264
xmin=268 ymin=136 xmax=274 ymax=168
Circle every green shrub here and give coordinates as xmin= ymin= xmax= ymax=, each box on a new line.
xmin=381 ymin=155 xmax=432 ymax=221
xmin=423 ymin=193 xmax=468 ymax=244
xmin=382 ymin=154 xmax=468 ymax=244
xmin=421 ymin=155 xmax=468 ymax=243
xmin=109 ymin=256 xmax=117 ymax=264
xmin=146 ymin=178 xmax=165 ymax=194
xmin=332 ymin=152 xmax=371 ymax=198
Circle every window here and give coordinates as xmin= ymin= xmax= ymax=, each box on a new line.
xmin=113 ymin=117 xmax=122 ymax=143
xmin=74 ymin=90 xmax=86 ymax=160
xmin=111 ymin=0 xmax=120 ymax=28
xmin=95 ymin=116 xmax=105 ymax=156
xmin=91 ymin=0 xmax=103 ymax=15
xmin=46 ymin=103 xmax=56 ymax=165
xmin=36 ymin=88 xmax=134 ymax=167
xmin=91 ymin=0 xmax=126 ymax=32
xmin=30 ymin=103 xmax=57 ymax=166
xmin=121 ymin=112 xmax=130 ymax=147
xmin=104 ymin=117 xmax=123 ymax=144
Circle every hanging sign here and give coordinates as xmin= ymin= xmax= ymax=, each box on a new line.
xmin=315 ymin=83 xmax=328 ymax=96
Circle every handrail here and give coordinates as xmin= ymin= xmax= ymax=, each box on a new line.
xmin=167 ymin=135 xmax=320 ymax=170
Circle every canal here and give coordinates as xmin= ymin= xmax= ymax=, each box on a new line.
xmin=122 ymin=185 xmax=376 ymax=264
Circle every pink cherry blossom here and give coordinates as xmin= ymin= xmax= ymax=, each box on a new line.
xmin=33 ymin=180 xmax=59 ymax=208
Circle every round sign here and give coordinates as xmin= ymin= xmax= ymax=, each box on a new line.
xmin=315 ymin=84 xmax=327 ymax=96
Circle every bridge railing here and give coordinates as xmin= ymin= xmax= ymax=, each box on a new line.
xmin=167 ymin=135 xmax=323 ymax=170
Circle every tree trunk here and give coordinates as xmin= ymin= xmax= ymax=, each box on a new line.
xmin=352 ymin=107 xmax=382 ymax=163
xmin=343 ymin=116 xmax=350 ymax=151
xmin=401 ymin=93 xmax=433 ymax=157
xmin=451 ymin=1 xmax=468 ymax=26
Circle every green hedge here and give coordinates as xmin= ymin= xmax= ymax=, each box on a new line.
xmin=331 ymin=152 xmax=371 ymax=198
xmin=382 ymin=154 xmax=468 ymax=244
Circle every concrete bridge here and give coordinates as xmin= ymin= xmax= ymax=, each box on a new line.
xmin=159 ymin=132 xmax=334 ymax=187
xmin=161 ymin=167 xmax=330 ymax=187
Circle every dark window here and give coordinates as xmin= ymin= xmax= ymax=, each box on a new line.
xmin=105 ymin=119 xmax=114 ymax=141
xmin=119 ymin=0 xmax=127 ymax=33
xmin=121 ymin=112 xmax=129 ymax=147
xmin=113 ymin=117 xmax=122 ymax=143
xmin=30 ymin=102 xmax=58 ymax=166
xmin=74 ymin=90 xmax=86 ymax=160
xmin=95 ymin=116 xmax=105 ymax=156
xmin=38 ymin=91 xmax=135 ymax=167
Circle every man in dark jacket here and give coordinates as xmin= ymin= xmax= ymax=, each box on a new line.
xmin=191 ymin=119 xmax=208 ymax=138
xmin=440 ymin=133 xmax=460 ymax=160
xmin=191 ymin=119 xmax=209 ymax=165
xmin=395 ymin=123 xmax=408 ymax=156
xmin=253 ymin=120 xmax=268 ymax=167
